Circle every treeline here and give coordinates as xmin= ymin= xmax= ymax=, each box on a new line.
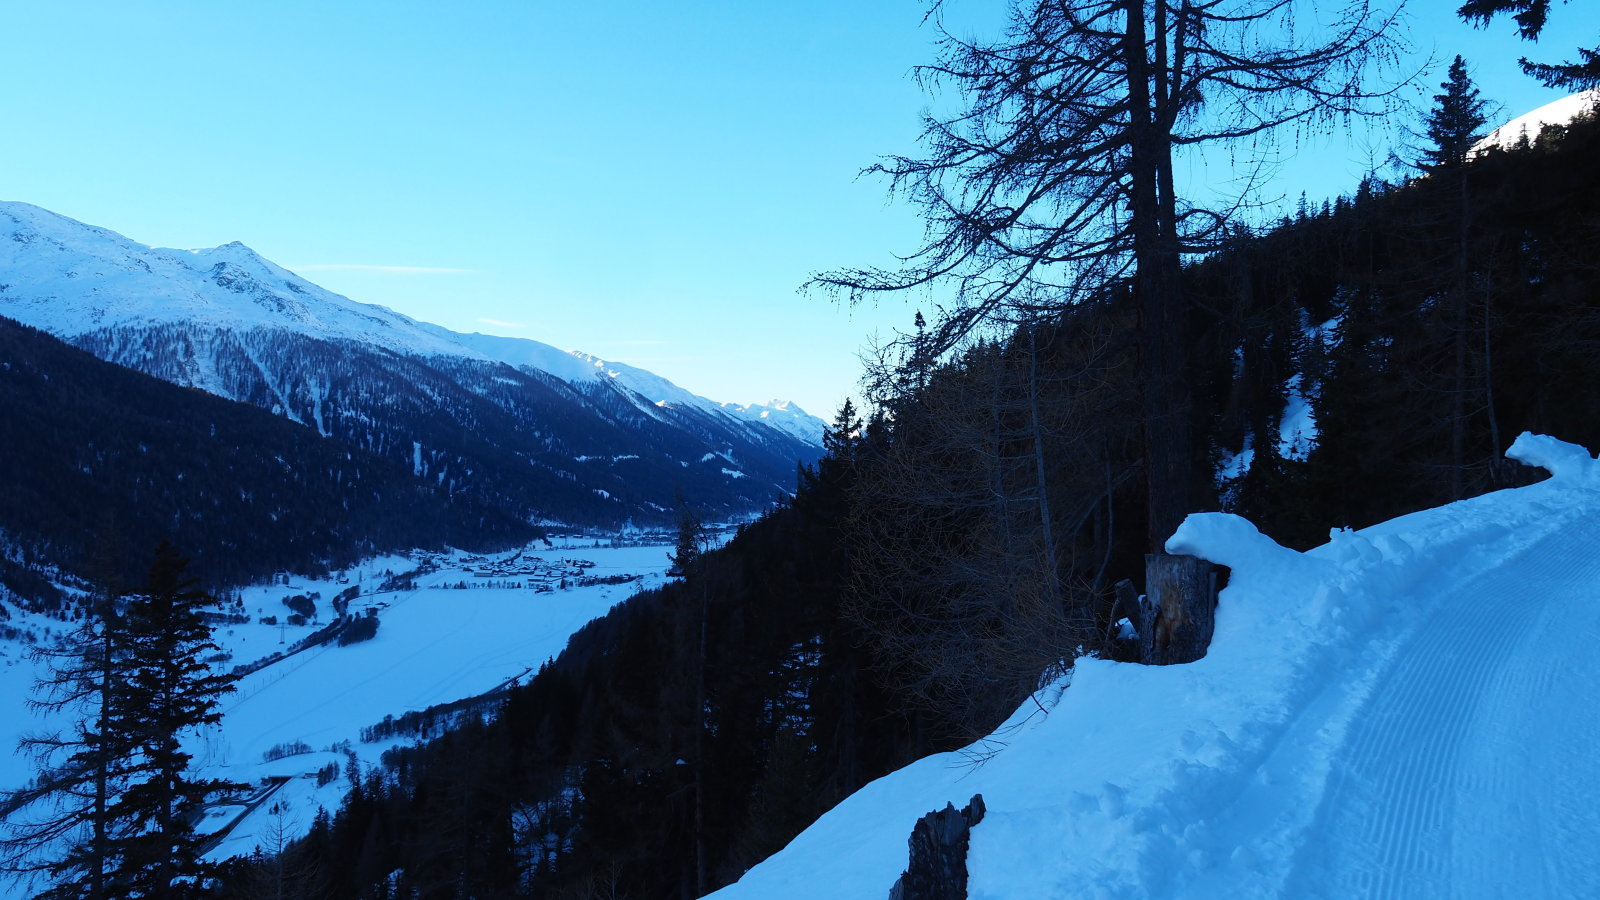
xmin=0 ymin=317 xmax=536 ymax=607
xmin=220 ymin=114 xmax=1600 ymax=898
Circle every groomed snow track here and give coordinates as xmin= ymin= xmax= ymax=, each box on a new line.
xmin=1288 ymin=501 xmax=1600 ymax=898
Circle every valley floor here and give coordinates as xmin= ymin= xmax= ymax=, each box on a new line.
xmin=0 ymin=537 xmax=676 ymax=891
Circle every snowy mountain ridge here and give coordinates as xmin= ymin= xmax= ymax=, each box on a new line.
xmin=0 ymin=200 xmax=825 ymax=528
xmin=712 ymin=433 xmax=1600 ymax=898
xmin=1474 ymin=88 xmax=1599 ymax=153
xmin=0 ymin=200 xmax=824 ymax=445
xmin=0 ymin=203 xmax=471 ymax=357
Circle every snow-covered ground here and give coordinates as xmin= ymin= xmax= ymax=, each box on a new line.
xmin=9 ymin=434 xmax=1598 ymax=896
xmin=0 ymin=538 xmax=676 ymax=879
xmin=712 ymin=433 xmax=1600 ymax=899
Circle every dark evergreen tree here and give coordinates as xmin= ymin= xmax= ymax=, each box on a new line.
xmin=4 ymin=543 xmax=238 ymax=899
xmin=1422 ymin=56 xmax=1491 ymax=170
xmin=109 ymin=542 xmax=239 ymax=897
xmin=821 ymin=399 xmax=863 ymax=465
xmin=1 ymin=595 xmax=139 ymax=899
xmin=667 ymin=503 xmax=705 ymax=579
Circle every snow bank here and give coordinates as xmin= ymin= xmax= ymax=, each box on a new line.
xmin=1505 ymin=430 xmax=1597 ymax=481
xmin=712 ymin=433 xmax=1600 ymax=899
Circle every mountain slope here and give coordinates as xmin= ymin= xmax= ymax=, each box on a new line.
xmin=0 ymin=316 xmax=533 ymax=598
xmin=1475 ymin=88 xmax=1599 ymax=152
xmin=0 ymin=201 xmax=824 ymax=527
xmin=709 ymin=433 xmax=1600 ymax=898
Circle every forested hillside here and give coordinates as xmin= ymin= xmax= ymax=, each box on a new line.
xmin=0 ymin=317 xmax=534 ymax=605
xmin=220 ymin=100 xmax=1600 ymax=900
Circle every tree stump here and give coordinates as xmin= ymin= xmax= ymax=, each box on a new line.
xmin=1142 ymin=553 xmax=1216 ymax=665
xmin=888 ymin=794 xmax=986 ymax=900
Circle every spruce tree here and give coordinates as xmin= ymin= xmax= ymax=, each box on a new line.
xmin=1 ymin=595 xmax=140 ymax=899
xmin=4 ymin=542 xmax=236 ymax=899
xmin=1422 ymin=56 xmax=1490 ymax=170
xmin=821 ymin=399 xmax=863 ymax=464
xmin=110 ymin=541 xmax=238 ymax=896
xmin=667 ymin=505 xmax=705 ymax=579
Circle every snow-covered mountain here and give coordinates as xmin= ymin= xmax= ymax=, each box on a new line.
xmin=446 ymin=331 xmax=824 ymax=445
xmin=0 ymin=201 xmax=824 ymax=443
xmin=0 ymin=201 xmax=824 ymax=527
xmin=1475 ymin=88 xmax=1600 ymax=153
xmin=711 ymin=433 xmax=1600 ymax=898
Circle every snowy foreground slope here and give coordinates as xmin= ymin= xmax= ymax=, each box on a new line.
xmin=713 ymin=433 xmax=1600 ymax=899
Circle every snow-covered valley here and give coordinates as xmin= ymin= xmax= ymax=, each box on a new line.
xmin=0 ymin=537 xmax=680 ymax=884
xmin=711 ymin=434 xmax=1600 ymax=899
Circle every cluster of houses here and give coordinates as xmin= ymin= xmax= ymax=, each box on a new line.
xmin=435 ymin=551 xmax=605 ymax=593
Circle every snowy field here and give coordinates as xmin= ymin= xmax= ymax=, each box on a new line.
xmin=713 ymin=433 xmax=1600 ymax=899
xmin=0 ymin=537 xmax=677 ymax=878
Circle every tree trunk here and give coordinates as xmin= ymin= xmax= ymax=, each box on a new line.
xmin=1142 ymin=554 xmax=1215 ymax=665
xmin=1025 ymin=324 xmax=1061 ymax=611
xmin=1127 ymin=0 xmax=1192 ymax=550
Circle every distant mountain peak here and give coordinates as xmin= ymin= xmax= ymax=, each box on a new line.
xmin=0 ymin=201 xmax=826 ymax=447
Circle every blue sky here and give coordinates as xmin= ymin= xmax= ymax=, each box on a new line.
xmin=3 ymin=0 xmax=1595 ymax=418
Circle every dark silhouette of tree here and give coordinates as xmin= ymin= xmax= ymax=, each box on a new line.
xmin=843 ymin=327 xmax=1126 ymax=737
xmin=1412 ymin=55 xmax=1496 ymax=496
xmin=1459 ymin=0 xmax=1600 ymax=88
xmin=667 ymin=503 xmax=706 ymax=579
xmin=1 ymin=596 xmax=138 ymax=899
xmin=3 ymin=543 xmax=238 ymax=899
xmin=812 ymin=0 xmax=1407 ymax=549
xmin=1423 ymin=56 xmax=1491 ymax=170
xmin=109 ymin=543 xmax=239 ymax=896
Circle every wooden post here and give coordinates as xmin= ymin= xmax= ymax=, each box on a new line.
xmin=1142 ymin=554 xmax=1215 ymax=665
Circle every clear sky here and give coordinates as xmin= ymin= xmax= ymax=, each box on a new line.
xmin=3 ymin=0 xmax=1595 ymax=419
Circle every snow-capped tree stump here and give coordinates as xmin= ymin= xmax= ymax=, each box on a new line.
xmin=888 ymin=794 xmax=986 ymax=900
xmin=1142 ymin=554 xmax=1216 ymax=665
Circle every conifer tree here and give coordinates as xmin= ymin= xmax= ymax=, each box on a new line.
xmin=821 ymin=399 xmax=863 ymax=465
xmin=1423 ymin=56 xmax=1490 ymax=170
xmin=4 ymin=542 xmax=237 ymax=899
xmin=812 ymin=0 xmax=1406 ymax=551
xmin=668 ymin=505 xmax=705 ymax=579
xmin=111 ymin=541 xmax=238 ymax=896
xmin=1 ymin=594 xmax=140 ymax=899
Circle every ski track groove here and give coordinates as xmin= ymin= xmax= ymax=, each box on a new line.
xmin=1300 ymin=514 xmax=1600 ymax=898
